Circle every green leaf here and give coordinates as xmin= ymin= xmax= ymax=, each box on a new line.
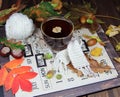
xmin=39 ymin=2 xmax=59 ymax=16
xmin=51 ymin=3 xmax=58 ymax=8
xmin=43 ymin=53 xmax=53 ymax=59
xmin=0 ymin=8 xmax=12 ymax=17
xmin=0 ymin=38 xmax=25 ymax=50
xmin=87 ymin=18 xmax=93 ymax=24
xmin=64 ymin=12 xmax=71 ymax=19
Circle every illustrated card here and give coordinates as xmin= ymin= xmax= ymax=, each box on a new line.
xmin=8 ymin=28 xmax=118 ymax=97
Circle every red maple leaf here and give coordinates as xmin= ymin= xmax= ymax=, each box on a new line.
xmin=11 ymin=72 xmax=37 ymax=94
xmin=4 ymin=66 xmax=37 ymax=92
xmin=12 ymin=75 xmax=20 ymax=94
xmin=0 ymin=58 xmax=24 ymax=87
xmin=4 ymin=66 xmax=33 ymax=91
xmin=19 ymin=72 xmax=38 ymax=79
xmin=19 ymin=78 xmax=32 ymax=92
xmin=0 ymin=58 xmax=38 ymax=94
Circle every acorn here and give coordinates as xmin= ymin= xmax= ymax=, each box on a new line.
xmin=87 ymin=38 xmax=97 ymax=46
xmin=0 ymin=45 xmax=11 ymax=57
xmin=11 ymin=49 xmax=24 ymax=59
xmin=80 ymin=16 xmax=87 ymax=24
xmin=46 ymin=70 xmax=55 ymax=79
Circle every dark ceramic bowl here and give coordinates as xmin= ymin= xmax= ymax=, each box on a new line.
xmin=41 ymin=17 xmax=74 ymax=51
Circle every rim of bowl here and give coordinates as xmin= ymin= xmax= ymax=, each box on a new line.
xmin=41 ymin=17 xmax=74 ymax=40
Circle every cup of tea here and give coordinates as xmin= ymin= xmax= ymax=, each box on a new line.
xmin=41 ymin=17 xmax=74 ymax=51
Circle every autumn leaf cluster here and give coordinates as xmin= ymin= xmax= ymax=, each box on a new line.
xmin=0 ymin=58 xmax=37 ymax=94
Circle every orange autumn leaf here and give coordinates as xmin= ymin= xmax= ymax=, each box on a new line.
xmin=0 ymin=68 xmax=8 ymax=86
xmin=4 ymin=72 xmax=14 ymax=91
xmin=19 ymin=72 xmax=37 ymax=79
xmin=0 ymin=57 xmax=37 ymax=94
xmin=4 ymin=66 xmax=33 ymax=91
xmin=4 ymin=58 xmax=24 ymax=70
xmin=19 ymin=78 xmax=32 ymax=92
xmin=12 ymin=76 xmax=20 ymax=94
xmin=11 ymin=66 xmax=32 ymax=75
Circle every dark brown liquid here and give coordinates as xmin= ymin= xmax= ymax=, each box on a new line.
xmin=42 ymin=19 xmax=73 ymax=38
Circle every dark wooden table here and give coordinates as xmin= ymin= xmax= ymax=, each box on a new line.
xmin=0 ymin=0 xmax=120 ymax=97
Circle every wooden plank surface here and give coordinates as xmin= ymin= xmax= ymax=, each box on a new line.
xmin=80 ymin=1 xmax=120 ymax=97
xmin=79 ymin=87 xmax=120 ymax=97
xmin=96 ymin=0 xmax=120 ymax=56
xmin=85 ymin=87 xmax=120 ymax=97
xmin=80 ymin=0 xmax=120 ymax=97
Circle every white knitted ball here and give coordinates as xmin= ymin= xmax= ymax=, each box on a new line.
xmin=5 ymin=13 xmax=35 ymax=40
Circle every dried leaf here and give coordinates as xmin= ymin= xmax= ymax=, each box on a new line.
xmin=19 ymin=72 xmax=37 ymax=79
xmin=19 ymin=78 xmax=32 ymax=92
xmin=115 ymin=43 xmax=120 ymax=51
xmin=4 ymin=58 xmax=24 ymax=70
xmin=114 ymin=57 xmax=120 ymax=63
xmin=105 ymin=25 xmax=120 ymax=37
xmin=0 ymin=68 xmax=8 ymax=86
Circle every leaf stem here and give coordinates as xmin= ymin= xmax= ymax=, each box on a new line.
xmin=71 ymin=8 xmax=90 ymax=14
xmin=95 ymin=14 xmax=120 ymax=21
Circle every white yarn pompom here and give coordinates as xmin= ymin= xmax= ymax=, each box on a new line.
xmin=5 ymin=13 xmax=35 ymax=40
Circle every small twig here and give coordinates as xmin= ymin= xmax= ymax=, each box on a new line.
xmin=71 ymin=8 xmax=90 ymax=14
xmin=0 ymin=0 xmax=2 ymax=9
xmin=95 ymin=14 xmax=120 ymax=21
xmin=111 ymin=36 xmax=119 ymax=44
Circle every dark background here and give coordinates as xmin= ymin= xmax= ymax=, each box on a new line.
xmin=1 ymin=0 xmax=120 ymax=55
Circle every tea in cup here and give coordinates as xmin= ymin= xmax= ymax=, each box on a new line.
xmin=41 ymin=17 xmax=74 ymax=51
